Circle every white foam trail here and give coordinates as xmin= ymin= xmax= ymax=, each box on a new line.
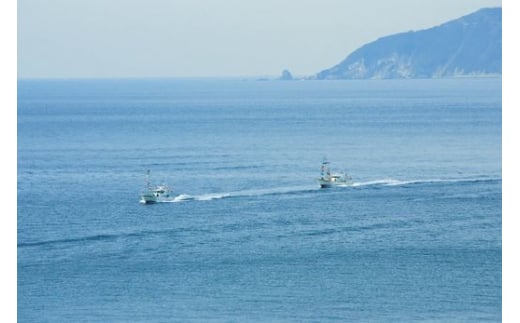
xmin=156 ymin=194 xmax=194 ymax=203
xmin=351 ymin=176 xmax=500 ymax=187
xmin=196 ymin=193 xmax=231 ymax=201
xmin=174 ymin=194 xmax=194 ymax=202
xmin=168 ymin=185 xmax=317 ymax=203
xmin=159 ymin=177 xmax=499 ymax=203
xmin=352 ymin=179 xmax=407 ymax=187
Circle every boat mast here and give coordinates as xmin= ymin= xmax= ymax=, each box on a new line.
xmin=145 ymin=169 xmax=151 ymax=189
xmin=321 ymin=157 xmax=330 ymax=177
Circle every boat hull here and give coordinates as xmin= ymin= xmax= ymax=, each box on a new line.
xmin=319 ymin=183 xmax=334 ymax=189
xmin=318 ymin=178 xmax=353 ymax=189
xmin=139 ymin=193 xmax=157 ymax=204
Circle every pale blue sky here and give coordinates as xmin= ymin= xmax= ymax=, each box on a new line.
xmin=18 ymin=0 xmax=501 ymax=78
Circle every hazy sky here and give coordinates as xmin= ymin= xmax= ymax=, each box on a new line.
xmin=18 ymin=0 xmax=502 ymax=78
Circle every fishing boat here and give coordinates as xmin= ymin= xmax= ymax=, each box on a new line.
xmin=318 ymin=159 xmax=353 ymax=188
xmin=139 ymin=170 xmax=173 ymax=204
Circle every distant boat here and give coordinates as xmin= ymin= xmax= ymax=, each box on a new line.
xmin=318 ymin=158 xmax=353 ymax=188
xmin=139 ymin=170 xmax=173 ymax=204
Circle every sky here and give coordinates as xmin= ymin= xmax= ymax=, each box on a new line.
xmin=17 ymin=0 xmax=502 ymax=78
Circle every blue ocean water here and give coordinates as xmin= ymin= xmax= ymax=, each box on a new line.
xmin=18 ymin=78 xmax=501 ymax=322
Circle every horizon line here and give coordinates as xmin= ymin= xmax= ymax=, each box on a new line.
xmin=17 ymin=74 xmax=502 ymax=81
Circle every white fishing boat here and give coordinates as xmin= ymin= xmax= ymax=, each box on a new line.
xmin=139 ymin=170 xmax=173 ymax=204
xmin=318 ymin=159 xmax=353 ymax=188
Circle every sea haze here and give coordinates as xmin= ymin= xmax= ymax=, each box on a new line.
xmin=18 ymin=78 xmax=501 ymax=322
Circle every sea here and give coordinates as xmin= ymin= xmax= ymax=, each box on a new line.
xmin=18 ymin=78 xmax=502 ymax=322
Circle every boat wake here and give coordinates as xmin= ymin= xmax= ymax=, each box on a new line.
xmin=161 ymin=186 xmax=318 ymax=203
xmin=352 ymin=177 xmax=500 ymax=187
xmin=156 ymin=177 xmax=499 ymax=204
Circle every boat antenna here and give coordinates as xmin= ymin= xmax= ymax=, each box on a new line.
xmin=145 ymin=169 xmax=151 ymax=189
xmin=321 ymin=157 xmax=330 ymax=177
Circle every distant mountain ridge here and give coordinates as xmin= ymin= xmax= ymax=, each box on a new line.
xmin=315 ymin=7 xmax=501 ymax=79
